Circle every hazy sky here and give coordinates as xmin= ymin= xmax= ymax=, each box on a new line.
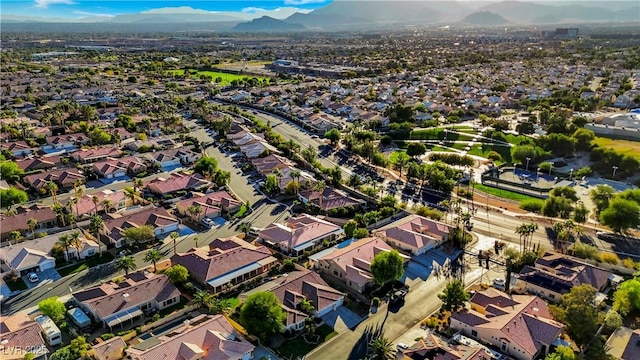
xmin=1 ymin=0 xmax=333 ymax=18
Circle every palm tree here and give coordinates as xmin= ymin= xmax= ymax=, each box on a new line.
xmin=52 ymin=203 xmax=66 ymax=227
xmin=56 ymin=234 xmax=72 ymax=261
xmin=515 ymin=223 xmax=529 ymax=253
xmin=194 ymin=236 xmax=199 ymax=248
xmin=272 ymin=168 xmax=283 ymax=190
xmin=239 ymin=222 xmax=252 ymax=236
xmin=187 ymin=204 xmax=202 ymax=223
xmin=27 ymin=218 xmax=37 ymax=240
xmin=115 ymin=255 xmax=136 ymax=276
xmin=123 ymin=187 xmax=138 ymax=206
xmin=102 ymin=199 xmax=113 ymax=214
xmin=46 ymin=181 xmax=58 ymax=204
xmin=524 ymin=222 xmax=538 ymax=252
xmin=69 ymin=231 xmax=83 ymax=260
xmin=314 ymin=180 xmax=327 ymax=209
xmin=89 ymin=216 xmax=104 ymax=256
xmin=368 ymin=336 xmax=395 ymax=360
xmin=290 ymin=169 xmax=302 ymax=195
xmin=67 ymin=198 xmax=78 ymax=229
xmin=192 ymin=290 xmax=214 ymax=310
xmin=92 ymin=195 xmax=100 ymax=215
xmin=73 ymin=181 xmax=84 ymax=218
xmin=144 ymin=249 xmax=162 ymax=273
xmin=170 ymin=231 xmax=179 ymax=255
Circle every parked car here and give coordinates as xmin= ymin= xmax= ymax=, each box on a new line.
xmin=27 ymin=272 xmax=39 ymax=283
xmin=492 ymin=278 xmax=505 ymax=290
xmin=397 ymin=343 xmax=409 ymax=351
xmin=201 ymin=218 xmax=215 ymax=228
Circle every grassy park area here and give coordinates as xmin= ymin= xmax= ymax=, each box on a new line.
xmin=473 ymin=183 xmax=538 ymax=202
xmin=593 ymin=136 xmax=640 ymax=161
xmin=166 ymin=69 xmax=271 ymax=86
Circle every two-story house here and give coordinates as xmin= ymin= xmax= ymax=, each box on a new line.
xmin=258 ymin=214 xmax=343 ymax=256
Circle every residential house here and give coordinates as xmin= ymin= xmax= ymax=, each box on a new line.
xmin=402 ymin=333 xmax=497 ymax=360
xmin=71 ymin=146 xmax=122 ymax=164
xmin=514 ymin=252 xmax=612 ymax=303
xmin=72 ymin=272 xmax=181 ymax=330
xmin=313 ymin=237 xmax=408 ymax=292
xmin=143 ymin=148 xmax=200 ymax=169
xmin=125 ymin=137 xmax=179 ymax=152
xmin=605 ymin=326 xmax=640 ymax=360
xmin=92 ymin=156 xmax=147 ymax=179
xmin=42 ymin=133 xmax=89 ymax=152
xmin=298 ymin=187 xmax=366 ymax=213
xmin=0 ymin=205 xmax=57 ymax=240
xmin=450 ymin=288 xmax=564 ymax=360
xmin=175 ymin=191 xmax=242 ymax=221
xmin=0 ymin=230 xmax=106 ymax=276
xmin=71 ymin=189 xmax=129 ymax=219
xmin=171 ymin=236 xmax=277 ymax=294
xmin=23 ymin=168 xmax=85 ymax=191
xmin=0 ymin=313 xmax=49 ymax=360
xmin=145 ymin=173 xmax=210 ymax=198
xmin=251 ymin=154 xmax=296 ymax=175
xmin=100 ymin=207 xmax=179 ymax=248
xmin=241 ymin=270 xmax=344 ymax=332
xmin=0 ymin=141 xmax=35 ymax=157
xmin=258 ymin=214 xmax=344 ymax=256
xmin=16 ymin=155 xmax=61 ymax=172
xmin=373 ymin=215 xmax=452 ymax=255
xmin=238 ymin=140 xmax=279 ymax=159
xmin=91 ymin=336 xmax=127 ymax=360
xmin=126 ymin=314 xmax=254 ymax=360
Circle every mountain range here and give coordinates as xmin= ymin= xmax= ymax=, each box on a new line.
xmin=2 ymin=1 xmax=639 ymax=32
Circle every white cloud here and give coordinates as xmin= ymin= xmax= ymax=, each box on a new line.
xmin=283 ymin=0 xmax=326 ymax=5
xmin=241 ymin=7 xmax=266 ymax=13
xmin=73 ymin=11 xmax=114 ymax=18
xmin=34 ymin=0 xmax=75 ymax=8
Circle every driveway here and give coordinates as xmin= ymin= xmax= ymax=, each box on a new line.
xmin=321 ymin=306 xmax=365 ymax=333
xmin=23 ymin=268 xmax=61 ymax=289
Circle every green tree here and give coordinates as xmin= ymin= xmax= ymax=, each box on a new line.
xmin=406 ymin=142 xmax=427 ymax=158
xmin=265 ymin=174 xmax=279 ymax=194
xmin=393 ymin=152 xmax=411 ymax=178
xmin=604 ymin=309 xmax=623 ymax=330
xmin=550 ymin=186 xmax=578 ymax=201
xmin=572 ymin=202 xmax=589 ymax=224
xmin=343 ymin=219 xmax=358 ymax=239
xmin=89 ymin=128 xmax=112 ymax=145
xmin=170 ymin=231 xmax=179 ymax=255
xmin=144 ymin=249 xmax=162 ymax=273
xmin=511 ymin=145 xmax=537 ymax=164
xmin=115 ymin=255 xmax=136 ymax=276
xmin=240 ymin=292 xmax=286 ymax=341
xmin=120 ymin=225 xmax=155 ymax=244
xmin=193 ymin=290 xmax=214 ymax=309
xmin=438 ymin=280 xmax=470 ymax=311
xmin=572 ymin=128 xmax=595 ymax=151
xmin=0 ymin=188 xmax=28 ymax=210
xmin=38 ymin=297 xmax=66 ymax=323
xmin=590 ymin=185 xmax=615 ymax=216
xmin=379 ymin=195 xmax=398 ymax=208
xmin=0 ymin=161 xmax=24 ymax=182
xmin=542 ymin=196 xmax=574 ymax=218
xmin=324 ymin=128 xmax=341 ymax=145
xmin=613 ymin=278 xmax=640 ymax=316
xmin=544 ymin=345 xmax=577 ymax=360
xmin=367 ymin=336 xmax=395 ymax=359
xmin=600 ymin=198 xmax=640 ymax=233
xmin=370 ymin=250 xmax=404 ymax=286
xmin=164 ymin=264 xmax=189 ymax=283
xmin=549 ymin=284 xmax=604 ymax=351
xmin=193 ymin=156 xmax=219 ymax=176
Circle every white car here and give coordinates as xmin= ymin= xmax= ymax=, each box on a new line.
xmin=397 ymin=343 xmax=409 ymax=351
xmin=201 ymin=218 xmax=215 ymax=228
xmin=492 ymin=278 xmax=506 ymax=290
xmin=27 ymin=272 xmax=39 ymax=283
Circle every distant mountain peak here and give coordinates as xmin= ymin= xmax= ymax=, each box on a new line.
xmin=232 ymin=15 xmax=305 ymax=32
xmin=461 ymin=11 xmax=509 ymax=25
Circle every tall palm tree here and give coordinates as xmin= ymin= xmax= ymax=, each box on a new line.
xmin=46 ymin=181 xmax=58 ymax=204
xmin=368 ymin=336 xmax=395 ymax=360
xmin=115 ymin=255 xmax=136 ymax=276
xmin=102 ymin=199 xmax=113 ymax=214
xmin=525 ymin=222 xmax=539 ymax=252
xmin=192 ymin=290 xmax=214 ymax=310
xmin=515 ymin=223 xmax=529 ymax=253
xmin=290 ymin=169 xmax=301 ymax=195
xmin=194 ymin=236 xmax=199 ymax=248
xmin=89 ymin=216 xmax=104 ymax=256
xmin=57 ymin=234 xmax=72 ymax=261
xmin=123 ymin=187 xmax=138 ymax=206
xmin=92 ymin=195 xmax=100 ymax=215
xmin=170 ymin=231 xmax=179 ymax=255
xmin=73 ymin=181 xmax=84 ymax=219
xmin=27 ymin=218 xmax=37 ymax=240
xmin=272 ymin=168 xmax=283 ymax=190
xmin=52 ymin=203 xmax=66 ymax=227
xmin=239 ymin=222 xmax=252 ymax=236
xmin=69 ymin=231 xmax=83 ymax=260
xmin=314 ymin=180 xmax=327 ymax=208
xmin=144 ymin=249 xmax=162 ymax=273
xmin=66 ymin=198 xmax=78 ymax=229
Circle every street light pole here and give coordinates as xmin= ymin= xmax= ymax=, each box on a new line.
xmin=569 ymin=168 xmax=574 ymax=181
xmin=612 ymin=166 xmax=618 ymax=180
xmin=525 ymin=157 xmax=531 ymax=173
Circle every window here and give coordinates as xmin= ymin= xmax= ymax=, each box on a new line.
xmin=334 ymin=270 xmax=339 ymax=276
xmin=88 ymin=250 xmax=95 ymax=256
xmin=549 ymin=294 xmax=555 ymax=299
xmin=471 ymin=330 xmax=477 ymax=337
xmin=501 ymin=344 xmax=507 ymax=351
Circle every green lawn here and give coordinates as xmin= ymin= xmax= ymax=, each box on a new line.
xmin=474 ymin=183 xmax=538 ymax=202
xmin=277 ymin=325 xmax=337 ymax=359
xmin=388 ymin=150 xmax=407 ymax=163
xmin=428 ymin=145 xmax=456 ymax=152
xmin=5 ymin=278 xmax=27 ymax=291
xmin=234 ymin=205 xmax=248 ymax=218
xmin=166 ymin=69 xmax=270 ymax=86
xmin=409 ymin=128 xmax=475 ymax=142
xmin=593 ymin=136 xmax=640 ymax=161
xmin=57 ymin=253 xmax=115 ymax=277
xmin=226 ymin=297 xmax=240 ymax=311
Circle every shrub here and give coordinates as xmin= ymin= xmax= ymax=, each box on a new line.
xmin=372 ymin=297 xmax=380 ymax=306
xmin=571 ymin=242 xmax=599 ymax=260
xmin=3 ymin=270 xmax=19 ymax=283
xmin=622 ymin=258 xmax=636 ymax=269
xmin=599 ymin=252 xmax=619 ymax=265
xmin=101 ymin=333 xmax=115 ymax=341
xmin=520 ymin=199 xmax=545 ymax=213
xmin=487 ymin=151 xmax=502 ymax=161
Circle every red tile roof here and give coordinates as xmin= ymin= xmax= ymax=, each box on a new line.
xmin=259 ymin=214 xmax=342 ymax=251
xmin=102 ymin=207 xmax=177 ymax=241
xmin=373 ymin=214 xmax=451 ymax=251
xmin=0 ymin=205 xmax=57 ymax=235
xmin=146 ymin=173 xmax=210 ymax=195
xmin=0 ymin=313 xmax=49 ymax=360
